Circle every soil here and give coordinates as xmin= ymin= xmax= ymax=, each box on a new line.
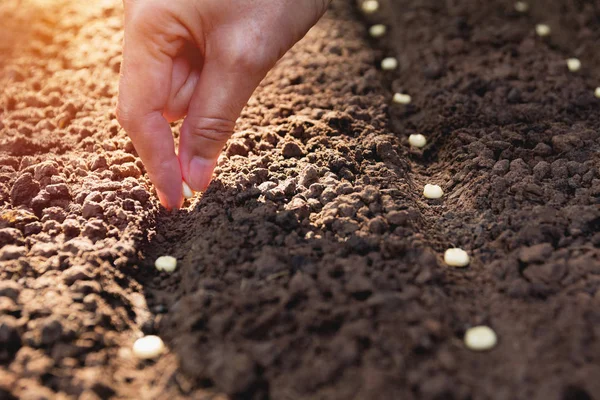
xmin=0 ymin=0 xmax=599 ymax=399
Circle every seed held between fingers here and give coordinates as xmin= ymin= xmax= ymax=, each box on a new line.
xmin=393 ymin=93 xmax=411 ymax=105
xmin=408 ymin=134 xmax=427 ymax=148
xmin=182 ymin=181 xmax=194 ymax=199
xmin=535 ymin=24 xmax=550 ymax=37
xmin=423 ymin=184 xmax=443 ymax=199
xmin=444 ymin=248 xmax=470 ymax=267
xmin=361 ymin=0 xmax=379 ymax=14
xmin=369 ymin=24 xmax=387 ymax=38
xmin=566 ymin=58 xmax=581 ymax=72
xmin=133 ymin=335 xmax=165 ymax=359
xmin=155 ymin=256 xmax=177 ymax=273
xmin=464 ymin=326 xmax=497 ymax=351
xmin=381 ymin=57 xmax=398 ymax=71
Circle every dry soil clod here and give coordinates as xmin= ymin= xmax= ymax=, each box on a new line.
xmin=464 ymin=326 xmax=498 ymax=351
xmin=155 ymin=256 xmax=177 ymax=273
xmin=423 ymin=184 xmax=443 ymax=199
xmin=535 ymin=24 xmax=551 ymax=37
xmin=444 ymin=248 xmax=470 ymax=267
xmin=133 ymin=335 xmax=165 ymax=359
xmin=393 ymin=93 xmax=412 ymax=105
xmin=381 ymin=57 xmax=398 ymax=71
xmin=361 ymin=0 xmax=379 ymax=14
xmin=369 ymin=24 xmax=386 ymax=38
xmin=408 ymin=134 xmax=427 ymax=148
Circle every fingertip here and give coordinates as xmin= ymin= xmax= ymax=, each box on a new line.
xmin=187 ymin=156 xmax=216 ymax=192
xmin=156 ymin=188 xmax=184 ymax=211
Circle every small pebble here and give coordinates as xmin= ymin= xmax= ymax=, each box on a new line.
xmin=566 ymin=58 xmax=581 ymax=72
xmin=392 ymin=93 xmax=411 ymax=105
xmin=361 ymin=0 xmax=379 ymax=14
xmin=595 ymin=87 xmax=600 ymax=98
xmin=408 ymin=134 xmax=427 ymax=148
xmin=381 ymin=57 xmax=398 ymax=71
xmin=369 ymin=24 xmax=387 ymax=38
xmin=464 ymin=326 xmax=497 ymax=351
xmin=535 ymin=24 xmax=550 ymax=37
xmin=444 ymin=248 xmax=470 ymax=267
xmin=423 ymin=184 xmax=443 ymax=199
xmin=182 ymin=181 xmax=194 ymax=199
xmin=155 ymin=256 xmax=177 ymax=273
xmin=514 ymin=1 xmax=529 ymax=12
xmin=133 ymin=335 xmax=165 ymax=359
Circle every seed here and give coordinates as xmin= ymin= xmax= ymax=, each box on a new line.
xmin=514 ymin=1 xmax=528 ymax=12
xmin=444 ymin=248 xmax=470 ymax=267
xmin=393 ymin=93 xmax=411 ymax=104
xmin=595 ymin=87 xmax=600 ymax=98
xmin=155 ymin=256 xmax=177 ymax=273
xmin=369 ymin=24 xmax=387 ymax=38
xmin=535 ymin=24 xmax=550 ymax=37
xmin=381 ymin=57 xmax=398 ymax=71
xmin=423 ymin=184 xmax=443 ymax=199
xmin=464 ymin=326 xmax=497 ymax=351
xmin=133 ymin=335 xmax=165 ymax=359
xmin=361 ymin=0 xmax=379 ymax=14
xmin=408 ymin=134 xmax=427 ymax=148
xmin=566 ymin=58 xmax=581 ymax=72
xmin=182 ymin=181 xmax=194 ymax=199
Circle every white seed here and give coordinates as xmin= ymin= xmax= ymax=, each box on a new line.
xmin=464 ymin=326 xmax=497 ymax=351
xmin=595 ymin=87 xmax=600 ymax=98
xmin=182 ymin=181 xmax=194 ymax=199
xmin=369 ymin=24 xmax=387 ymax=38
xmin=381 ymin=57 xmax=398 ymax=71
xmin=566 ymin=58 xmax=581 ymax=72
xmin=444 ymin=248 xmax=470 ymax=267
xmin=361 ymin=0 xmax=379 ymax=14
xmin=133 ymin=335 xmax=165 ymax=359
xmin=535 ymin=24 xmax=551 ymax=37
xmin=155 ymin=256 xmax=177 ymax=273
xmin=393 ymin=93 xmax=412 ymax=105
xmin=423 ymin=184 xmax=443 ymax=199
xmin=408 ymin=134 xmax=427 ymax=148
xmin=514 ymin=1 xmax=529 ymax=12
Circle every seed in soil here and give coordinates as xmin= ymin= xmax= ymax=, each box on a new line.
xmin=423 ymin=184 xmax=443 ymax=199
xmin=595 ymin=87 xmax=600 ymax=98
xmin=464 ymin=326 xmax=498 ymax=351
xmin=133 ymin=335 xmax=165 ymax=359
xmin=361 ymin=0 xmax=379 ymax=14
xmin=566 ymin=58 xmax=581 ymax=72
xmin=369 ymin=24 xmax=386 ymax=38
xmin=392 ymin=93 xmax=411 ymax=105
xmin=155 ymin=256 xmax=177 ymax=273
xmin=381 ymin=57 xmax=398 ymax=71
xmin=408 ymin=134 xmax=427 ymax=148
xmin=182 ymin=181 xmax=194 ymax=199
xmin=535 ymin=24 xmax=550 ymax=37
xmin=444 ymin=248 xmax=470 ymax=267
xmin=514 ymin=1 xmax=528 ymax=12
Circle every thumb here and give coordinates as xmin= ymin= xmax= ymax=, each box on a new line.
xmin=179 ymin=60 xmax=267 ymax=192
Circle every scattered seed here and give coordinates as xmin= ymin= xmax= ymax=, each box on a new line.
xmin=381 ymin=57 xmax=398 ymax=71
xmin=444 ymin=248 xmax=470 ymax=267
xmin=408 ymin=134 xmax=427 ymax=148
xmin=535 ymin=24 xmax=550 ymax=37
xmin=566 ymin=58 xmax=581 ymax=72
xmin=464 ymin=326 xmax=497 ymax=351
xmin=393 ymin=93 xmax=411 ymax=104
xmin=133 ymin=335 xmax=165 ymax=359
xmin=369 ymin=24 xmax=387 ymax=38
xmin=514 ymin=1 xmax=528 ymax=12
xmin=182 ymin=181 xmax=194 ymax=199
xmin=595 ymin=87 xmax=600 ymax=98
xmin=155 ymin=256 xmax=177 ymax=273
xmin=361 ymin=0 xmax=379 ymax=14
xmin=423 ymin=184 xmax=443 ymax=199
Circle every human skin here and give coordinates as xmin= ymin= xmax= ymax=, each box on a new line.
xmin=116 ymin=0 xmax=331 ymax=209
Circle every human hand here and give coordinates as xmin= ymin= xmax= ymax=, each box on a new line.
xmin=116 ymin=0 xmax=330 ymax=209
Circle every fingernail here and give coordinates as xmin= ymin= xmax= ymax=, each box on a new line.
xmin=188 ymin=157 xmax=215 ymax=192
xmin=182 ymin=181 xmax=195 ymax=199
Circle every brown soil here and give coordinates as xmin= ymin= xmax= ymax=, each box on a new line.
xmin=1 ymin=0 xmax=599 ymax=399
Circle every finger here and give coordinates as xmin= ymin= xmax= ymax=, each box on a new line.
xmin=117 ymin=8 xmax=184 ymax=209
xmin=164 ymin=45 xmax=202 ymax=122
xmin=178 ymin=61 xmax=267 ymax=192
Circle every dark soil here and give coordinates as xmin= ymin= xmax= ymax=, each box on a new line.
xmin=1 ymin=0 xmax=599 ymax=399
